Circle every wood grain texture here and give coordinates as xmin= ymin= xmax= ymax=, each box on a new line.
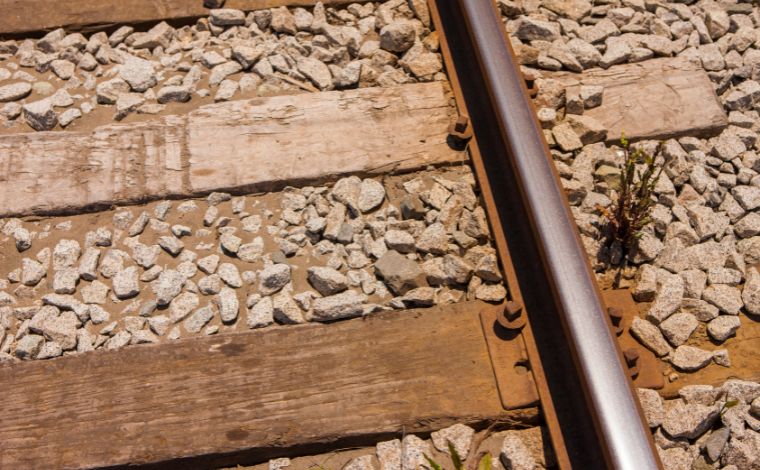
xmin=548 ymin=57 xmax=728 ymax=143
xmin=0 ymin=0 xmax=370 ymax=35
xmin=0 ymin=301 xmax=509 ymax=470
xmin=0 ymin=82 xmax=463 ymax=217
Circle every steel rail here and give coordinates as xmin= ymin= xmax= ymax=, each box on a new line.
xmin=429 ymin=0 xmax=662 ymax=468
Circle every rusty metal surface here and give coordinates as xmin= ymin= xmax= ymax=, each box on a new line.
xmin=602 ymin=289 xmax=665 ymax=390
xmin=480 ymin=308 xmax=539 ymax=410
xmin=429 ymin=0 xmax=662 ymax=469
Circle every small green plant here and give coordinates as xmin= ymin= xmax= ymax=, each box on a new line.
xmin=720 ymin=398 xmax=740 ymax=416
xmin=597 ymin=134 xmax=663 ymax=260
xmin=424 ymin=441 xmax=493 ymax=470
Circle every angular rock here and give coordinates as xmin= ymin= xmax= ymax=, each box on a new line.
xmin=659 ymin=312 xmax=698 ymax=347
xmin=662 ymin=401 xmax=718 ymax=440
xmin=112 ymin=266 xmax=139 ymax=299
xmin=312 ymin=290 xmax=368 ymax=321
xmin=631 ymin=317 xmax=672 ymax=357
xmin=670 ymin=345 xmax=714 ymax=372
xmin=375 ymin=250 xmax=426 ymax=295
xmin=307 ymin=266 xmax=348 ymax=296
xmin=216 ymin=287 xmax=239 ymax=323
xmin=703 ymin=284 xmax=743 ymax=315
xmin=707 ymin=315 xmax=741 ymax=342
xmin=637 ymin=388 xmax=665 ymax=428
xmin=184 ymin=304 xmax=215 ymax=333
xmin=258 ymin=263 xmax=291 ymax=295
xmin=430 ymin=423 xmax=475 ymax=458
xmin=22 ymin=98 xmax=57 ymax=131
xmin=152 ymin=269 xmax=185 ymax=306
xmin=379 ymin=21 xmax=416 ymax=52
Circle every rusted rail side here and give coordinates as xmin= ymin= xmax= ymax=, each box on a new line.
xmin=429 ymin=0 xmax=662 ymax=469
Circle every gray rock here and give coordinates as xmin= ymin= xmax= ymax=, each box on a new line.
xmin=209 ymin=61 xmax=242 ymax=87
xmin=82 ymin=280 xmax=109 ymax=305
xmin=170 ymin=292 xmax=200 ymax=322
xmin=13 ymin=227 xmax=31 ymax=252
xmin=552 ymin=122 xmax=583 ymax=151
xmin=216 ymin=287 xmax=239 ymax=323
xmin=105 ymin=331 xmax=132 ymax=350
xmin=704 ymin=8 xmax=730 ymax=39
xmin=679 ymin=385 xmax=718 ymax=406
xmin=312 ymin=290 xmax=367 ymax=321
xmin=96 ymin=78 xmax=130 ymax=105
xmin=703 ymin=284 xmax=743 ymax=315
xmin=220 ymin=233 xmax=242 ymax=254
xmin=430 ymin=423 xmax=475 ymax=458
xmin=670 ymin=345 xmax=714 ymax=372
xmin=416 ymin=223 xmax=449 ymax=254
xmin=41 ymin=311 xmax=79 ymax=350
xmin=384 ymin=436 xmax=422 ymax=470
xmin=631 ymin=317 xmax=672 ymax=357
xmin=720 ymin=379 xmax=760 ymax=403
xmin=119 ymin=56 xmax=157 ymax=92
xmin=500 ymin=431 xmax=537 ymax=470
xmin=232 ymin=45 xmax=263 ymax=70
xmin=21 ymin=258 xmax=46 ymax=286
xmin=707 ymin=315 xmax=741 ymax=342
xmin=247 ymin=296 xmax=274 ymax=328
xmin=270 ymin=6 xmax=297 ymax=34
xmin=659 ymin=312 xmax=698 ymax=347
xmin=646 ymin=273 xmax=684 ymax=324
xmin=442 ymin=254 xmax=473 ymax=285
xmin=680 ymin=298 xmax=719 ymax=322
xmin=376 ymin=439 xmax=401 ymax=470
xmin=214 ymin=79 xmax=238 ymax=101
xmin=600 ymin=36 xmax=632 ymax=68
xmin=662 ymin=401 xmax=718 ymax=440
xmin=384 ymin=230 xmax=416 ymax=253
xmin=58 ymin=108 xmax=81 ymax=127
xmin=15 ymin=334 xmax=44 ymax=359
xmin=52 ymin=267 xmax=79 ymax=294
xmin=358 ymin=179 xmax=386 ymax=213
xmin=375 ymin=250 xmax=426 ymax=295
xmin=707 ymin=267 xmax=743 ymax=286
xmin=0 ymin=82 xmax=32 ymax=102
xmin=53 ymin=239 xmax=81 ymax=270
xmin=514 ymin=17 xmax=560 ymax=42
xmin=307 ymin=266 xmax=348 ymax=296
xmin=637 ymin=388 xmax=665 ymax=428
xmin=705 ymin=427 xmax=730 ymax=463
xmin=151 ymin=269 xmax=186 ymax=306
xmin=218 ymin=263 xmax=242 ymax=288
xmin=297 ymin=57 xmax=332 ymax=90
xmin=474 ymin=283 xmax=507 ymax=302
xmin=343 ymin=455 xmax=374 ymax=470
xmin=156 ymin=86 xmax=191 ymax=103
xmin=272 ymin=291 xmax=305 ymax=324
xmin=197 ymin=254 xmax=220 ymax=275
xmin=742 ymin=267 xmax=760 ymax=315
xmin=112 ymin=266 xmax=139 ymax=299
xmin=269 ymin=458 xmax=291 ymax=470
xmin=158 ymin=235 xmax=184 ymax=256
xmin=734 ymin=212 xmax=760 ymax=238
xmin=210 ymin=8 xmax=245 ymax=26
xmin=379 ymin=21 xmax=417 ymax=52
xmin=400 ymin=286 xmax=436 ymax=307
xmin=699 ymin=43 xmax=725 ymax=71
xmin=238 ymin=238 xmax=265 ymax=263
xmin=184 ymin=304 xmax=216 ymax=333
xmin=732 ymin=185 xmax=760 ymax=211
xmin=22 ymin=98 xmax=57 ymax=131
xmin=258 ymin=264 xmax=291 ymax=295
xmin=198 ymin=274 xmax=223 ymax=295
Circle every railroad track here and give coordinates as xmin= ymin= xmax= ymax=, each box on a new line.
xmin=1 ymin=1 xmax=759 ymax=470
